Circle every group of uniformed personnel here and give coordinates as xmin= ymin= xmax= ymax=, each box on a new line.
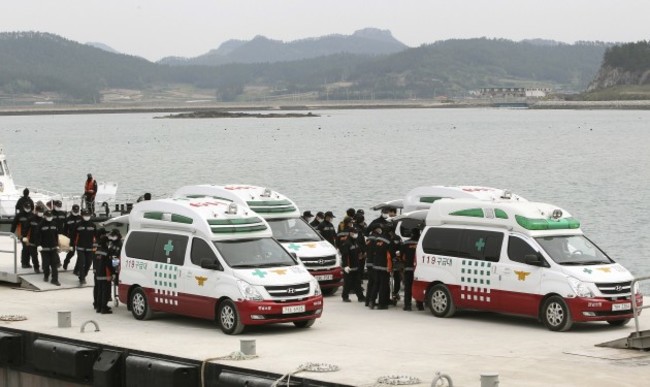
xmin=306 ymin=207 xmax=424 ymax=311
xmin=10 ymin=188 xmax=123 ymax=313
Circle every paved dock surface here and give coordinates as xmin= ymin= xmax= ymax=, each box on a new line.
xmin=1 ymin=280 xmax=649 ymax=387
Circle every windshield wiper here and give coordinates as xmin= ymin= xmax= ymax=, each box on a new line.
xmin=256 ymin=262 xmax=293 ymax=267
xmin=229 ymin=264 xmax=258 ymax=268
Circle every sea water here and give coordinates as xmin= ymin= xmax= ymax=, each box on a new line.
xmin=1 ymin=108 xmax=649 ymax=284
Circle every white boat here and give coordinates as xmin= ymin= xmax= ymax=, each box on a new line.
xmin=0 ymin=143 xmax=118 ymax=218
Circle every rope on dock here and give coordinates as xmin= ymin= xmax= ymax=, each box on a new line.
xmin=200 ymin=351 xmax=259 ymax=387
xmin=271 ymin=362 xmax=340 ymax=387
xmin=0 ymin=315 xmax=27 ymax=321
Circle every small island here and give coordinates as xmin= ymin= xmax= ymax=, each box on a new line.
xmin=157 ymin=110 xmax=319 ymax=119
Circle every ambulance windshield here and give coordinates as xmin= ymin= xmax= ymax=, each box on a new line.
xmin=535 ymin=235 xmax=612 ymax=265
xmin=214 ymin=237 xmax=297 ymax=268
xmin=266 ymin=218 xmax=322 ymax=243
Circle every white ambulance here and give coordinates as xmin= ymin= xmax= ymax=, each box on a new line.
xmin=375 ymin=185 xmax=527 ymax=240
xmin=174 ymin=184 xmax=343 ymax=295
xmin=411 ymin=198 xmax=643 ymax=331
xmin=118 ymin=197 xmax=323 ymax=335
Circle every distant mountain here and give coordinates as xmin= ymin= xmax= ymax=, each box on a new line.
xmin=158 ymin=28 xmax=408 ymax=65
xmin=85 ymin=41 xmax=119 ymax=54
xmin=0 ymin=31 xmax=612 ymax=103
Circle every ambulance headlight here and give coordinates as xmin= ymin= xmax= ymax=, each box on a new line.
xmin=237 ymin=280 xmax=263 ymax=301
xmin=312 ymin=279 xmax=321 ymax=296
xmin=568 ymin=277 xmax=594 ymax=298
xmin=633 ymin=281 xmax=640 ymax=295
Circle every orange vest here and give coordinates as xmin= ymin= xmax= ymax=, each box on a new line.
xmin=85 ymin=179 xmax=96 ymax=196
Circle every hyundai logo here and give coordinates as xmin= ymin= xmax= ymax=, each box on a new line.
xmin=287 ymin=288 xmax=295 ymax=294
xmin=318 ymin=259 xmax=325 ymax=265
xmin=615 ymin=285 xmax=622 ymax=291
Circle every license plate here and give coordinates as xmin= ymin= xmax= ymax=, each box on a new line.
xmin=282 ymin=305 xmax=306 ymax=314
xmin=315 ymin=274 xmax=333 ymax=281
xmin=612 ymin=303 xmax=631 ymax=311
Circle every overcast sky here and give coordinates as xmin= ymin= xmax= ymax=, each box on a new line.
xmin=2 ymin=0 xmax=648 ymax=62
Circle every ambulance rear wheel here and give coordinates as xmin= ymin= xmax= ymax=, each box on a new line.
xmin=542 ymin=296 xmax=573 ymax=331
xmin=130 ymin=287 xmax=152 ymax=321
xmin=294 ymin=319 xmax=315 ymax=328
xmin=321 ymin=287 xmax=338 ymax=296
xmin=428 ymin=284 xmax=456 ymax=318
xmin=218 ymin=300 xmax=244 ymax=335
xmin=607 ymin=318 xmax=630 ymax=327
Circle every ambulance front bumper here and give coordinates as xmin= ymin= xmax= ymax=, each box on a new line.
xmin=237 ymin=295 xmax=324 ymax=325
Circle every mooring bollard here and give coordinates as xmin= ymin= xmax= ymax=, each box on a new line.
xmin=57 ymin=311 xmax=71 ymax=328
xmin=480 ymin=372 xmax=499 ymax=387
xmin=240 ymin=339 xmax=256 ymax=356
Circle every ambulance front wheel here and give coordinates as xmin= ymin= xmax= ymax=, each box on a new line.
xmin=294 ymin=319 xmax=315 ymax=328
xmin=130 ymin=287 xmax=153 ymax=320
xmin=542 ymin=296 xmax=573 ymax=331
xmin=218 ymin=300 xmax=245 ymax=335
xmin=607 ymin=318 xmax=630 ymax=327
xmin=428 ymin=284 xmax=456 ymax=318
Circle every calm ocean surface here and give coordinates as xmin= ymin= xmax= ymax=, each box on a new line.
xmin=1 ymin=108 xmax=649 ymax=284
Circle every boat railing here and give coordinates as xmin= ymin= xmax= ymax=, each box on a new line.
xmin=631 ymin=275 xmax=650 ymax=337
xmin=0 ymin=231 xmax=19 ymax=276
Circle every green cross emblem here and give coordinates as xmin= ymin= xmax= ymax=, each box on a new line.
xmin=475 ymin=238 xmax=485 ymax=251
xmin=163 ymin=240 xmax=174 ymax=256
xmin=287 ymin=243 xmax=301 ymax=251
xmin=252 ymin=269 xmax=267 ymax=278
xmin=583 ymin=268 xmax=592 ymax=274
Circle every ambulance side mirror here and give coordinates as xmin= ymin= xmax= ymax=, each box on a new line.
xmin=524 ymin=253 xmax=548 ymax=267
xmin=200 ymin=259 xmax=223 ymax=271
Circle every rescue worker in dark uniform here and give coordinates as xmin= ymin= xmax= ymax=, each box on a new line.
xmin=37 ymin=210 xmax=61 ymax=286
xmin=402 ymin=228 xmax=420 ymax=311
xmin=364 ymin=222 xmax=378 ymax=307
xmin=335 ymin=216 xmax=353 ymax=248
xmin=15 ymin=188 xmax=34 ymax=214
xmin=367 ymin=224 xmax=393 ymax=310
xmin=83 ymin=173 xmax=98 ymax=215
xmin=310 ymin=211 xmax=324 ymax=228
xmin=301 ymin=211 xmax=314 ymax=224
xmin=316 ymin=211 xmax=337 ymax=246
xmin=25 ymin=206 xmax=45 ymax=273
xmin=338 ymin=208 xmax=356 ymax=232
xmin=51 ymin=200 xmax=66 ymax=234
xmin=353 ymin=213 xmax=367 ymax=287
xmin=107 ymin=228 xmax=123 ymax=301
xmin=74 ymin=209 xmax=96 ymax=285
xmin=388 ymin=224 xmax=404 ymax=305
xmin=93 ymin=229 xmax=111 ymax=313
xmin=11 ymin=202 xmax=34 ymax=269
xmin=366 ymin=207 xmax=390 ymax=236
xmin=340 ymin=227 xmax=365 ymax=303
xmin=63 ymin=204 xmax=82 ymax=271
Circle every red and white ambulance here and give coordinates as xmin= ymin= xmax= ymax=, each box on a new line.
xmin=118 ymin=197 xmax=323 ymax=334
xmin=174 ymin=184 xmax=343 ymax=295
xmin=412 ymin=197 xmax=643 ymax=331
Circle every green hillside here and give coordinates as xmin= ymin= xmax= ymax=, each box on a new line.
xmin=0 ymin=32 xmax=610 ymax=104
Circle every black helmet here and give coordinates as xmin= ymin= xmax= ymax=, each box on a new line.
xmin=72 ymin=204 xmax=80 ymax=211
xmin=110 ymin=228 xmax=121 ymax=238
xmin=23 ymin=188 xmax=30 ymax=196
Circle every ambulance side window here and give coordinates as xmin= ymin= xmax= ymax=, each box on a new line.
xmin=507 ymin=236 xmax=538 ymax=264
xmin=191 ymin=238 xmax=217 ymax=266
xmin=459 ymin=230 xmax=504 ymax=262
xmin=422 ymin=228 xmax=462 ymax=256
xmin=124 ymin=231 xmax=157 ymax=261
xmin=153 ymin=233 xmax=188 ymax=266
